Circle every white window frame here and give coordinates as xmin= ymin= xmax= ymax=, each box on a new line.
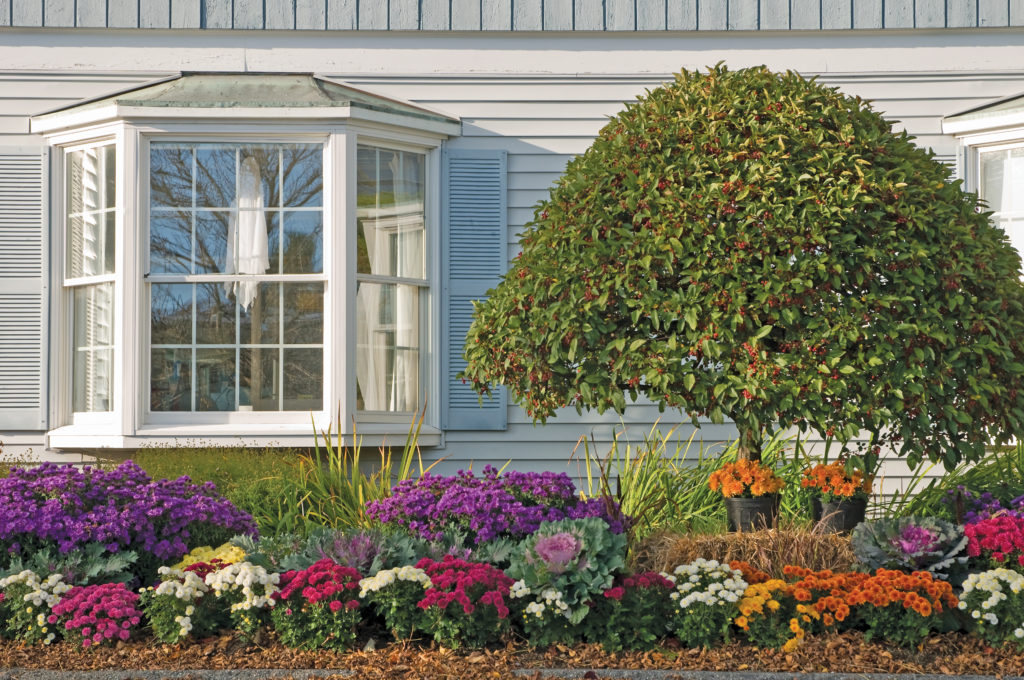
xmin=43 ymin=118 xmax=445 ymax=449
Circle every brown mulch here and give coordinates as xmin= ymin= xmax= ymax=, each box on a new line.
xmin=2 ymin=632 xmax=1024 ymax=678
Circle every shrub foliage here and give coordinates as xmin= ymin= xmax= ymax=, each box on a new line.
xmin=462 ymin=64 xmax=1024 ymax=466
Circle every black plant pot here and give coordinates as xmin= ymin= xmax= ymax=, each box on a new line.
xmin=725 ymin=495 xmax=779 ymax=532
xmin=811 ymin=496 xmax=867 ymax=533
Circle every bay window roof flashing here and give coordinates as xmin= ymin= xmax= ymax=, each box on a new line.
xmin=30 ymin=72 xmax=461 ymax=136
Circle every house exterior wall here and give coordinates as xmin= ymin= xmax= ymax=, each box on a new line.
xmin=1 ymin=0 xmax=1021 ymax=30
xmin=0 ymin=28 xmax=1022 ymax=492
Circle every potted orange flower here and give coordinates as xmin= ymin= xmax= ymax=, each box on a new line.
xmin=708 ymin=460 xmax=785 ymax=532
xmin=801 ymin=459 xmax=873 ymax=533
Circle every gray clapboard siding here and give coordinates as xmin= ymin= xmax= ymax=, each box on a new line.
xmin=9 ymin=0 xmax=1022 ymax=29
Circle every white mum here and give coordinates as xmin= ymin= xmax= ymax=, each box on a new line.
xmin=358 ymin=566 xmax=431 ymax=598
xmin=669 ymin=559 xmax=747 ymax=611
xmin=961 ymin=568 xmax=1024 ymax=628
xmin=0 ymin=570 xmax=71 ymax=609
xmin=205 ymin=562 xmax=280 ymax=612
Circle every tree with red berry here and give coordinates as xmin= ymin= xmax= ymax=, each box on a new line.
xmin=462 ymin=64 xmax=1024 ymax=467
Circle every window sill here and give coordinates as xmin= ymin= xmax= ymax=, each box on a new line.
xmin=46 ymin=423 xmax=442 ymax=450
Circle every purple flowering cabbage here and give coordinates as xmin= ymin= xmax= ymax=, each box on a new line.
xmin=533 ymin=532 xmax=582 ymax=574
xmin=366 ymin=466 xmax=627 ymax=544
xmin=0 ymin=461 xmax=256 ymax=567
xmin=890 ymin=525 xmax=939 ymax=555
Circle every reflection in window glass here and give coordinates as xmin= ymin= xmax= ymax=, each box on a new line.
xmin=148 ymin=142 xmax=325 ymax=412
xmin=67 ymin=146 xmax=116 ymax=278
xmin=355 ymin=146 xmax=427 ymax=413
xmin=980 ymin=147 xmax=1024 ymax=272
xmin=73 ymin=284 xmax=114 ymax=412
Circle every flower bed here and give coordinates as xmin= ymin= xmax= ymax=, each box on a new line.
xmin=4 ymin=462 xmax=1024 ymax=666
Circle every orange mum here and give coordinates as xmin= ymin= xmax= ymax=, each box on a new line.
xmin=800 ymin=460 xmax=873 ymax=499
xmin=709 ymin=460 xmax=785 ymax=498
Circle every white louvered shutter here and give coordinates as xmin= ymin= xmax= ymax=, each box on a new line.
xmin=442 ymin=149 xmax=508 ymax=431
xmin=0 ymin=147 xmax=49 ymax=431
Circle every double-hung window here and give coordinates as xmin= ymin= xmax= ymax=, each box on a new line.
xmin=65 ymin=142 xmax=116 ymax=416
xmin=148 ymin=142 xmax=326 ymax=417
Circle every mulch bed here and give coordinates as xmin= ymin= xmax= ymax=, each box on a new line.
xmin=2 ymin=632 xmax=1023 ymax=679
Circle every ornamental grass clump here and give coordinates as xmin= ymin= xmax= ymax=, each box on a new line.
xmin=0 ymin=462 xmax=256 ymax=582
xmin=358 ymin=565 xmax=432 ymax=640
xmin=415 ymin=555 xmax=513 ymax=649
xmin=0 ymin=570 xmax=72 ymax=644
xmin=49 ymin=582 xmax=142 ymax=649
xmin=846 ymin=568 xmax=957 ymax=648
xmin=271 ymin=559 xmax=362 ymax=651
xmin=139 ymin=563 xmax=223 ymax=644
xmin=664 ymin=558 xmax=747 ymax=648
xmin=204 ymin=561 xmax=280 ymax=636
xmin=958 ymin=568 xmax=1024 ymax=648
xmin=583 ymin=571 xmax=675 ymax=651
xmin=851 ymin=517 xmax=968 ymax=580
xmin=965 ymin=515 xmax=1024 ymax=571
xmin=367 ymin=466 xmax=626 ymax=545
xmin=507 ymin=518 xmax=627 ymax=646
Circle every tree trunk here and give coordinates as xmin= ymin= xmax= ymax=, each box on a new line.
xmin=736 ymin=423 xmax=763 ymax=461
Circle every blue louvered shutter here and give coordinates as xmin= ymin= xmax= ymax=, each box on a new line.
xmin=442 ymin=149 xmax=508 ymax=431
xmin=0 ymin=147 xmax=49 ymax=431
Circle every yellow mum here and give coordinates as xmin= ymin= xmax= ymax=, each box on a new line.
xmin=171 ymin=542 xmax=246 ymax=570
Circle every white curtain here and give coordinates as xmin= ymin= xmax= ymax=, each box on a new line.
xmin=225 ymin=156 xmax=269 ymax=310
xmin=1002 ymin=151 xmax=1024 ymax=265
xmin=356 ymin=218 xmax=385 ymax=411
xmin=392 ymin=217 xmax=421 ymax=411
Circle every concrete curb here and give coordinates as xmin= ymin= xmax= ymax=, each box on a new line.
xmin=1 ymin=671 xmax=1021 ymax=680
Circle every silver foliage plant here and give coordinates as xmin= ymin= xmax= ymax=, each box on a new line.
xmin=850 ymin=516 xmax=968 ymax=580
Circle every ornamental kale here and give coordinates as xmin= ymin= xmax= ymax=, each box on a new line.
xmin=851 ymin=516 xmax=968 ymax=580
xmin=0 ymin=462 xmax=257 ymax=581
xmin=366 ymin=466 xmax=627 ymax=545
xmin=507 ymin=517 xmax=627 ymax=635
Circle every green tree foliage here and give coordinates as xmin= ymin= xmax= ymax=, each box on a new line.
xmin=462 ymin=64 xmax=1024 ymax=467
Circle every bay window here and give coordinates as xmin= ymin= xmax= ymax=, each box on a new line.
xmin=32 ymin=73 xmax=460 ymax=446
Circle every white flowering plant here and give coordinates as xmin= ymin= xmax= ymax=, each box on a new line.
xmin=958 ymin=568 xmax=1024 ymax=649
xmin=139 ymin=564 xmax=223 ymax=644
xmin=508 ymin=579 xmax=579 ymax=646
xmin=358 ymin=565 xmax=432 ymax=640
xmin=665 ymin=558 xmax=748 ymax=648
xmin=0 ymin=569 xmax=71 ymax=645
xmin=204 ymin=561 xmax=281 ymax=636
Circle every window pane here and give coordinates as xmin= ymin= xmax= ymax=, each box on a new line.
xmin=282 ymin=211 xmax=322 ymax=273
xmin=356 ymin=146 xmax=425 ymax=279
xmin=282 ymin=144 xmax=323 ymax=208
xmin=356 ymin=282 xmax=420 ymax=412
xmin=283 ymin=283 xmax=323 ymax=344
xmin=195 ymin=211 xmax=230 ymax=274
xmin=150 ymin=212 xmax=192 ymax=274
xmin=239 ymin=144 xmax=281 ymax=208
xmin=67 ymin=146 xmax=115 ymax=278
xmin=151 ymin=283 xmax=193 ymax=345
xmin=284 ymin=348 xmax=323 ymax=411
xmin=197 ymin=348 xmax=236 ymax=411
xmin=239 ymin=282 xmax=279 ymax=345
xmin=196 ymin=147 xmax=237 ymax=208
xmin=151 ymin=348 xmax=192 ymax=411
xmin=241 ymin=347 xmax=280 ymax=411
xmin=196 ymin=282 xmax=235 ymax=344
xmin=73 ymin=284 xmax=114 ymax=412
xmin=151 ymin=146 xmax=193 ymax=209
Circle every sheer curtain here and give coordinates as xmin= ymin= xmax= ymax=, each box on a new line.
xmin=1002 ymin=150 xmax=1024 ymax=265
xmin=356 ymin=220 xmax=385 ymax=411
xmin=225 ymin=155 xmax=269 ymax=310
